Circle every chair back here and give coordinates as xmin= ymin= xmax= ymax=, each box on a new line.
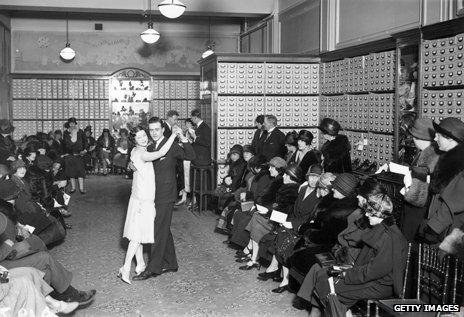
xmin=451 ymin=256 xmax=464 ymax=305
xmin=417 ymin=244 xmax=451 ymax=304
xmin=400 ymin=243 xmax=413 ymax=299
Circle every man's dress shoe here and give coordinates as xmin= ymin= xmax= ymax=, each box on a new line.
xmin=132 ymin=270 xmax=159 ymax=281
xmin=161 ymin=268 xmax=178 ymax=274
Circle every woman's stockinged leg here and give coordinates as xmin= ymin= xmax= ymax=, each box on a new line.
xmin=280 ymin=266 xmax=289 ymax=287
xmin=135 ymin=244 xmax=145 ymax=269
xmin=251 ymin=240 xmax=259 ymax=262
xmin=266 ymin=255 xmax=279 ymax=273
xmin=123 ymin=240 xmax=140 ymax=271
xmin=70 ymin=178 xmax=76 ymax=191
xmin=78 ymin=177 xmax=85 ymax=192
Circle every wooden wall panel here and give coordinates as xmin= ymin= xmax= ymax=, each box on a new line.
xmin=279 ymin=0 xmax=320 ymax=54
xmin=321 ymin=0 xmax=421 ymax=52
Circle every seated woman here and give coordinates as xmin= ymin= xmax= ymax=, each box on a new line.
xmin=237 ymin=162 xmax=301 ymax=268
xmin=268 ymin=171 xmax=350 ymax=294
xmin=295 ymin=178 xmax=386 ymax=306
xmin=214 ymin=145 xmax=247 ymax=214
xmin=216 ymin=145 xmax=255 ymax=235
xmin=228 ymin=155 xmax=272 ymax=248
xmin=82 ymin=126 xmax=97 ymax=174
xmin=288 ymin=130 xmax=321 ymax=175
xmin=113 ymin=128 xmax=131 ymax=177
xmin=0 ymin=266 xmax=79 ymax=316
xmin=257 ymin=171 xmax=334 ymax=281
xmin=96 ymin=128 xmax=115 ymax=176
xmin=9 ymin=160 xmax=66 ymax=246
xmin=307 ymin=193 xmax=408 ymax=317
xmin=284 ymin=131 xmax=299 ymax=164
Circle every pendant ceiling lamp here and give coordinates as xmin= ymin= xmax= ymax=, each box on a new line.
xmin=158 ymin=0 xmax=186 ymax=19
xmin=202 ymin=17 xmax=215 ymax=59
xmin=141 ymin=0 xmax=160 ymax=44
xmin=59 ymin=15 xmax=76 ymax=61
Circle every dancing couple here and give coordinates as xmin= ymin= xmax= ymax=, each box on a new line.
xmin=118 ymin=117 xmax=195 ymax=284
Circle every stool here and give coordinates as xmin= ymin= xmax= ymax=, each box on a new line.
xmin=191 ymin=163 xmax=216 ymax=214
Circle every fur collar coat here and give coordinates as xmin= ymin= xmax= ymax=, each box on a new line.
xmin=321 ymin=134 xmax=352 ymax=173
xmin=426 ymin=145 xmax=464 ymax=240
xmin=404 ymin=144 xmax=440 ymax=207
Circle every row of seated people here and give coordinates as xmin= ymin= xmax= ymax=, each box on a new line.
xmin=211 ymin=115 xmax=464 ymax=315
xmin=0 ymin=119 xmax=96 ymax=315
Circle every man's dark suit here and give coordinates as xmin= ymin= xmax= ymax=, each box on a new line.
xmin=192 ymin=121 xmax=211 ymax=166
xmin=146 ymin=138 xmax=195 ymax=274
xmin=163 ymin=122 xmax=172 ymax=138
xmin=261 ymin=127 xmax=286 ymax=161
xmin=251 ymin=128 xmax=267 ymax=156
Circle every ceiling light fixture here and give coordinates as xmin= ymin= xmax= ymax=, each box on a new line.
xmin=141 ymin=1 xmax=160 ymax=44
xmin=202 ymin=17 xmax=215 ymax=59
xmin=158 ymin=0 xmax=186 ymax=19
xmin=59 ymin=15 xmax=76 ymax=61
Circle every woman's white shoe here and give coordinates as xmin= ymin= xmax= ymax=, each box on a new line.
xmin=118 ymin=267 xmax=132 ymax=284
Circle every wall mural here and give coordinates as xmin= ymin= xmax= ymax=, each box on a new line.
xmin=12 ymin=31 xmax=237 ymax=74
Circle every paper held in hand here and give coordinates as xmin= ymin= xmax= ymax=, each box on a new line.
xmin=388 ymin=162 xmax=410 ymax=175
xmin=256 ymin=204 xmax=268 ymax=214
xmin=270 ymin=210 xmax=287 ymax=223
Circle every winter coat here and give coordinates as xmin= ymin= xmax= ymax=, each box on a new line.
xmin=63 ymin=129 xmax=86 ymax=155
xmin=0 ymin=134 xmax=16 ymax=165
xmin=306 ymin=194 xmax=359 ymax=246
xmin=10 ymin=176 xmax=52 ymax=233
xmin=404 ymin=144 xmax=440 ymax=207
xmin=273 ymin=183 xmax=300 ymax=214
xmin=332 ymin=208 xmax=369 ymax=265
xmin=423 ymin=144 xmax=464 ymax=243
xmin=257 ymin=174 xmax=283 ymax=210
xmin=226 ymin=158 xmax=247 ymax=192
xmin=96 ymin=135 xmax=115 ymax=157
xmin=288 ymin=186 xmax=321 ymax=231
xmin=321 ymin=134 xmax=352 ymax=173
xmin=247 ymin=169 xmax=272 ymax=203
xmin=344 ymin=219 xmax=408 ymax=299
xmin=289 ymin=150 xmax=320 ymax=175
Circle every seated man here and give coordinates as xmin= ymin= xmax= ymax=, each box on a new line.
xmin=0 ymin=188 xmax=96 ymax=306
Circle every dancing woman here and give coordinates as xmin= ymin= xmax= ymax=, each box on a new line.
xmin=118 ymin=125 xmax=181 ymax=284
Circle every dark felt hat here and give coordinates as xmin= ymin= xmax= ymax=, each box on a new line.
xmin=285 ymin=163 xmax=303 ymax=183
xmin=10 ymin=160 xmax=26 ymax=173
xmin=433 ymin=117 xmax=464 ymax=143
xmin=332 ymin=173 xmax=359 ymax=197
xmin=410 ymin=118 xmax=435 ymax=141
xmin=0 ymin=179 xmax=20 ymax=201
xmin=229 ymin=144 xmax=243 ymax=157
xmin=318 ymin=118 xmax=341 ymax=136
xmin=307 ymin=163 xmax=323 ymax=176
xmin=243 ymin=144 xmax=254 ymax=155
xmin=0 ymin=119 xmax=15 ymax=134
xmin=269 ymin=157 xmax=287 ymax=169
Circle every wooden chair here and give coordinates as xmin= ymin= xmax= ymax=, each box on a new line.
xmin=370 ymin=243 xmax=451 ymax=316
xmin=451 ymin=256 xmax=464 ymax=307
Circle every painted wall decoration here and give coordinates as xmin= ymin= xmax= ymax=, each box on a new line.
xmin=12 ymin=31 xmax=237 ymax=74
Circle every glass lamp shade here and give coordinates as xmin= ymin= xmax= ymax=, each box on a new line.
xmin=158 ymin=0 xmax=186 ymax=19
xmin=140 ymin=26 xmax=160 ymax=44
xmin=202 ymin=48 xmax=214 ymax=59
xmin=59 ymin=44 xmax=76 ymax=61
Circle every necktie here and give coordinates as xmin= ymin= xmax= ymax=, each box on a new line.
xmin=153 ymin=141 xmax=157 ymax=150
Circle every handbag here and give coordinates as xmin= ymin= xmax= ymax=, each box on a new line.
xmin=275 ymin=227 xmax=300 ymax=264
